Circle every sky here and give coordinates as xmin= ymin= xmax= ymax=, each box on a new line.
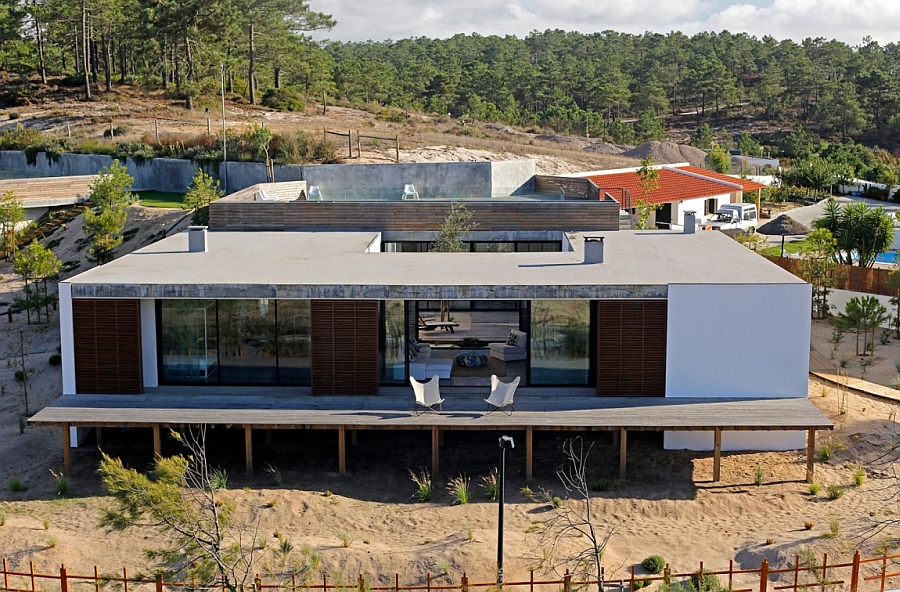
xmin=308 ymin=0 xmax=899 ymax=46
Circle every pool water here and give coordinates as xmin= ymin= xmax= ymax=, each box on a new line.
xmin=876 ymin=250 xmax=900 ymax=265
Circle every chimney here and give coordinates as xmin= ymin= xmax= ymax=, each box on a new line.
xmin=683 ymin=211 xmax=696 ymax=234
xmin=188 ymin=226 xmax=208 ymax=252
xmin=583 ymin=236 xmax=604 ymax=264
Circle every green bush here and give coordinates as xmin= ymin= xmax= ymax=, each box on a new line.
xmin=0 ymin=124 xmax=44 ymax=150
xmin=115 ymin=140 xmax=156 ymax=163
xmin=690 ymin=570 xmax=721 ymax=592
xmin=642 ymin=555 xmax=666 ymax=574
xmin=48 ymin=353 xmax=61 ymax=366
xmin=262 ymin=88 xmax=304 ymax=112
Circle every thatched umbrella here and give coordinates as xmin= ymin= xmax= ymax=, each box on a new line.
xmin=756 ymin=214 xmax=812 ymax=257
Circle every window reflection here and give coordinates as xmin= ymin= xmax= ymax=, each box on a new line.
xmin=160 ymin=300 xmax=219 ymax=383
xmin=530 ymin=300 xmax=590 ymax=385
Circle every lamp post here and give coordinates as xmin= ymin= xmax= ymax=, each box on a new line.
xmin=497 ymin=435 xmax=515 ymax=588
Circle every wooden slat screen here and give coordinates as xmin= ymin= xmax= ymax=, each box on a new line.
xmin=596 ymin=300 xmax=667 ymax=397
xmin=72 ymin=299 xmax=142 ymax=394
xmin=310 ymin=300 xmax=379 ymax=395
xmin=209 ymin=201 xmax=619 ymax=232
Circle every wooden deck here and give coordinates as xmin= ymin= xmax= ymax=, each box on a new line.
xmin=30 ymin=393 xmax=833 ymax=482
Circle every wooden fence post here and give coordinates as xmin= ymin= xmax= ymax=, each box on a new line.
xmin=630 ymin=564 xmax=635 ymax=592
xmin=60 ymin=565 xmax=69 ymax=592
xmin=3 ymin=558 xmax=9 ymax=591
xmin=348 ymin=130 xmax=352 ymax=159
xmin=881 ymin=549 xmax=888 ymax=592
xmin=759 ymin=558 xmax=769 ymax=592
xmin=395 ymin=136 xmax=400 ymax=163
xmin=820 ymin=553 xmax=828 ymax=592
xmin=426 ymin=573 xmax=431 ymax=592
xmin=461 ymin=573 xmax=468 ymax=592
xmin=255 ymin=575 xmax=263 ymax=591
xmin=155 ymin=572 xmax=163 ymax=592
xmin=30 ymin=560 xmax=36 ymax=592
xmin=850 ymin=550 xmax=861 ymax=592
xmin=123 ymin=566 xmax=129 ymax=592
xmin=94 ymin=565 xmax=100 ymax=592
xmin=791 ymin=555 xmax=799 ymax=592
xmin=564 ymin=570 xmax=572 ymax=592
xmin=359 ymin=574 xmax=365 ymax=592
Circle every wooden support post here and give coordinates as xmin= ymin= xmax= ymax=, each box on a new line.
xmin=807 ymin=429 xmax=816 ymax=482
xmin=619 ymin=428 xmax=627 ymax=480
xmin=395 ymin=136 xmax=400 ymax=163
xmin=265 ymin=429 xmax=272 ymax=445
xmin=713 ymin=428 xmax=722 ymax=482
xmin=351 ymin=427 xmax=357 ymax=445
xmin=60 ymin=565 xmax=69 ymax=592
xmin=338 ymin=426 xmax=346 ymax=474
xmin=348 ymin=130 xmax=352 ymax=159
xmin=95 ymin=427 xmax=102 ymax=448
xmin=431 ymin=427 xmax=440 ymax=477
xmin=526 ymin=427 xmax=533 ymax=480
xmin=152 ymin=424 xmax=161 ymax=459
xmin=244 ymin=426 xmax=253 ymax=475
xmin=760 ymin=558 xmax=769 ymax=592
xmin=612 ymin=429 xmax=620 ymax=447
xmin=62 ymin=423 xmax=71 ymax=476
xmin=850 ymin=550 xmax=860 ymax=592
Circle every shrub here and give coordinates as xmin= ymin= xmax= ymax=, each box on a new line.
xmin=808 ymin=482 xmax=821 ymax=495
xmin=0 ymin=509 xmax=6 ymax=525
xmin=48 ymin=353 xmax=61 ymax=366
xmin=0 ymin=124 xmax=43 ymax=150
xmin=376 ymin=109 xmax=406 ymax=123
xmin=264 ymin=463 xmax=283 ymax=486
xmin=209 ymin=468 xmax=229 ymax=491
xmin=447 ymin=474 xmax=470 ymax=505
xmin=819 ymin=443 xmax=832 ymax=460
xmin=853 ymin=467 xmax=865 ymax=486
xmin=754 ymin=465 xmax=765 ymax=487
xmin=551 ymin=496 xmax=563 ymax=508
xmin=50 ymin=469 xmax=68 ymax=497
xmin=642 ymin=555 xmax=666 ymax=574
xmin=481 ymin=468 xmax=499 ymax=501
xmin=262 ymin=88 xmax=304 ymax=112
xmin=9 ymin=112 xmax=20 ymax=120
xmin=338 ymin=529 xmax=352 ymax=548
xmin=691 ymin=569 xmax=721 ymax=592
xmin=520 ymin=485 xmax=535 ymax=500
xmin=827 ymin=485 xmax=844 ymax=499
xmin=114 ymin=140 xmax=156 ymax=163
xmin=409 ymin=467 xmax=433 ymax=502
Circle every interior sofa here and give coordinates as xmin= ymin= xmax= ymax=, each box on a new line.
xmin=489 ymin=330 xmax=527 ymax=362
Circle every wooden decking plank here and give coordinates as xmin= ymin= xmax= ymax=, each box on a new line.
xmin=30 ymin=394 xmax=833 ymax=432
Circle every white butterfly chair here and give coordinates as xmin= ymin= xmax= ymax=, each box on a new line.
xmin=485 ymin=375 xmax=520 ymax=415
xmin=411 ymin=375 xmax=444 ymax=415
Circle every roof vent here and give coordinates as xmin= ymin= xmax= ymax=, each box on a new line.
xmin=583 ymin=236 xmax=604 ymax=264
xmin=188 ymin=226 xmax=208 ymax=252
xmin=684 ymin=211 xmax=697 ymax=234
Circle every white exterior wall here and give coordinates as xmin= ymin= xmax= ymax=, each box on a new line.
xmin=664 ymin=283 xmax=811 ymax=451
xmin=59 ymin=283 xmax=76 ymax=396
xmin=664 ymin=430 xmax=807 ymax=451
xmin=141 ymin=299 xmax=158 ymax=388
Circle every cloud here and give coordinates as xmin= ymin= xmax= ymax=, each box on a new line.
xmin=309 ymin=0 xmax=900 ymax=45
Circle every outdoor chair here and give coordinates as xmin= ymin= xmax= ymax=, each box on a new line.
xmin=418 ymin=314 xmax=459 ymax=333
xmin=411 ymin=375 xmax=444 ymax=415
xmin=485 ymin=375 xmax=520 ymax=414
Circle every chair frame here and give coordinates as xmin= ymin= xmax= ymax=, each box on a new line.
xmin=485 ymin=375 xmax=520 ymax=415
xmin=411 ymin=375 xmax=444 ymax=415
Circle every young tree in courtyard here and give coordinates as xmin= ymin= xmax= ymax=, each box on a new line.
xmin=432 ymin=202 xmax=476 ymax=320
xmin=635 ymin=156 xmax=661 ymax=229
xmin=0 ymin=190 xmax=25 ymax=260
xmin=83 ymin=160 xmax=134 ymax=264
xmin=183 ymin=169 xmax=224 ymax=226
xmin=796 ymin=228 xmax=845 ymax=319
xmin=836 ymin=295 xmax=889 ymax=356
xmin=13 ymin=240 xmax=61 ymax=324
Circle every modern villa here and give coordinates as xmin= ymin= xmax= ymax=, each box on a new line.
xmin=29 ymin=160 xmax=832 ymax=480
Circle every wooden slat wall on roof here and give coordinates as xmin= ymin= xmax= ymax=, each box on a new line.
xmin=596 ymin=300 xmax=667 ymax=397
xmin=72 ymin=299 xmax=142 ymax=394
xmin=209 ymin=201 xmax=618 ymax=232
xmin=310 ymin=300 xmax=379 ymax=395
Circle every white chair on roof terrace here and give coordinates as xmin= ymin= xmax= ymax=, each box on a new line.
xmin=485 ymin=375 xmax=520 ymax=415
xmin=401 ymin=184 xmax=419 ymax=200
xmin=411 ymin=375 xmax=444 ymax=415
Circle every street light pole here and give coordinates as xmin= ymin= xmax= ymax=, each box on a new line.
xmin=498 ymin=435 xmax=515 ymax=588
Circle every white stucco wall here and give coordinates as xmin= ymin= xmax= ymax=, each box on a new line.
xmin=666 ymin=283 xmax=811 ymax=399
xmin=664 ymin=430 xmax=806 ymax=451
xmin=141 ymin=299 xmax=158 ymax=388
xmin=59 ymin=283 xmax=75 ymax=396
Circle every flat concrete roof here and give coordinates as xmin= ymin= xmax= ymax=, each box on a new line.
xmin=65 ymin=229 xmax=805 ymax=300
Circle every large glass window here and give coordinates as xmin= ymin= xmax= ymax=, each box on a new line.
xmin=530 ymin=300 xmax=591 ymax=385
xmin=277 ymin=300 xmax=311 ymax=385
xmin=160 ymin=299 xmax=219 ymax=383
xmin=158 ymin=299 xmax=311 ymax=386
xmin=217 ymin=299 xmax=277 ymax=384
xmin=381 ymin=300 xmax=407 ymax=384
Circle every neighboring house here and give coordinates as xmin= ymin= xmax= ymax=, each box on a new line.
xmin=558 ymin=164 xmax=767 ymax=229
xmin=31 ymin=164 xmax=830 ymax=480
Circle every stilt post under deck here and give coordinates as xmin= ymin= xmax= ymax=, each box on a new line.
xmin=713 ymin=428 xmax=722 ymax=482
xmin=807 ymin=429 xmax=816 ymax=482
xmin=338 ymin=426 xmax=346 ymax=474
xmin=526 ymin=427 xmax=533 ymax=480
xmin=244 ymin=426 xmax=253 ymax=475
xmin=432 ymin=427 xmax=440 ymax=477
xmin=62 ymin=423 xmax=71 ymax=476
xmin=618 ymin=428 xmax=627 ymax=480
xmin=152 ymin=424 xmax=161 ymax=459
xmin=95 ymin=427 xmax=103 ymax=448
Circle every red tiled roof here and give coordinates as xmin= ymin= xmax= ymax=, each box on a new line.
xmin=678 ymin=166 xmax=767 ymax=191
xmin=585 ymin=166 xmax=764 ymax=206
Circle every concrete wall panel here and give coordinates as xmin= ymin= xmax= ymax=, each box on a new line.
xmin=664 ymin=430 xmax=807 ymax=451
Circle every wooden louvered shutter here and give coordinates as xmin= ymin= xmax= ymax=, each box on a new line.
xmin=72 ymin=299 xmax=142 ymax=394
xmin=310 ymin=300 xmax=379 ymax=395
xmin=596 ymin=300 xmax=667 ymax=397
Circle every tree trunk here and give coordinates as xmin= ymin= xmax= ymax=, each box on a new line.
xmin=160 ymin=38 xmax=168 ymax=89
xmin=81 ymin=1 xmax=91 ymax=100
xmin=35 ymin=10 xmax=47 ymax=84
xmin=103 ymin=36 xmax=112 ymax=92
xmin=274 ymin=67 xmax=281 ymax=89
xmin=119 ymin=43 xmax=126 ymax=83
xmin=248 ymin=23 xmax=256 ymax=105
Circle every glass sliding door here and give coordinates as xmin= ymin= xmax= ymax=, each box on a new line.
xmin=217 ymin=299 xmax=277 ymax=384
xmin=276 ymin=300 xmax=311 ymax=385
xmin=159 ymin=299 xmax=219 ymax=383
xmin=530 ymin=300 xmax=591 ymax=385
xmin=380 ymin=300 xmax=407 ymax=384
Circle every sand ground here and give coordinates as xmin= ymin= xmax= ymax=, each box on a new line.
xmin=3 ymin=207 xmax=900 ymax=589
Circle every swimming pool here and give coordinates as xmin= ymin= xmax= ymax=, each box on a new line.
xmin=876 ymin=250 xmax=900 ymax=265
